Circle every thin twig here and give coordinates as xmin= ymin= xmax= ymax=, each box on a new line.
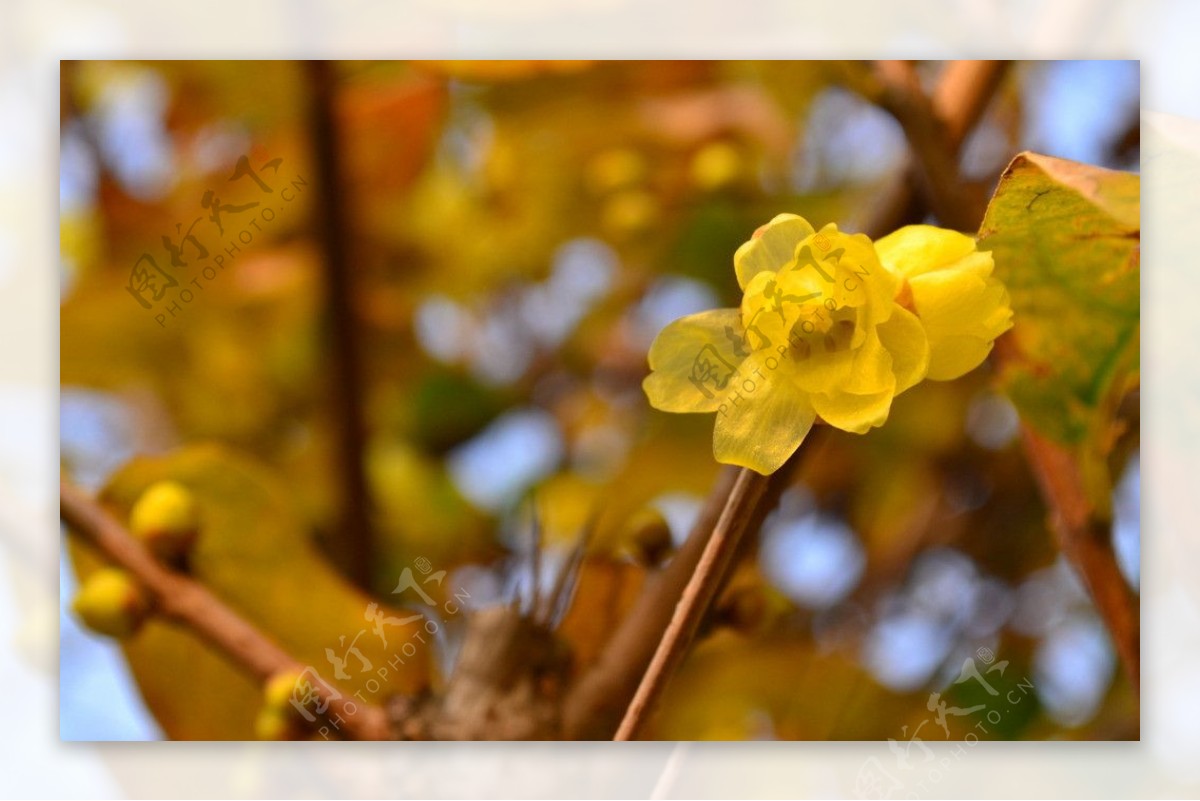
xmin=563 ymin=503 xmax=727 ymax=725
xmin=529 ymin=496 xmax=542 ymax=616
xmin=1020 ymin=427 xmax=1140 ymax=688
xmin=60 ymin=477 xmax=394 ymax=740
xmin=307 ymin=60 xmax=376 ymax=590
xmin=873 ymin=60 xmax=984 ymax=231
xmin=561 ymin=466 xmax=738 ymax=738
xmin=614 ymin=467 xmax=770 ymax=740
xmin=930 ymin=60 xmax=1011 ymax=148
xmin=544 ymin=510 xmax=600 ymax=629
xmin=858 ymin=60 xmax=1009 ymax=236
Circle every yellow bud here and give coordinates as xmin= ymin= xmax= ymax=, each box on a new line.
xmin=254 ymin=707 xmax=301 ymax=741
xmin=690 ymin=141 xmax=744 ymax=192
xmin=71 ymin=568 xmax=151 ymax=639
xmin=257 ymin=669 xmax=310 ymax=739
xmin=130 ymin=481 xmax=199 ymax=564
xmin=622 ymin=507 xmax=673 ymax=568
xmin=263 ymin=669 xmax=305 ymax=711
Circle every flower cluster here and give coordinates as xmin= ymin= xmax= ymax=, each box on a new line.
xmin=642 ymin=214 xmax=1013 ymax=474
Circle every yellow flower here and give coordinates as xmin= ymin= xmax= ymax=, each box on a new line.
xmin=875 ymin=225 xmax=1014 ymax=380
xmin=643 ymin=214 xmax=1011 ymax=474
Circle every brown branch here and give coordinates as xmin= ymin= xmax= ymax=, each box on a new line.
xmin=614 ymin=467 xmax=770 ymax=740
xmin=930 ymin=60 xmax=1011 ymax=149
xmin=563 ymin=453 xmax=801 ymax=739
xmin=859 ymin=60 xmax=1009 ymax=236
xmin=872 ymin=61 xmax=987 ymax=231
xmin=307 ymin=60 xmax=376 ymax=590
xmin=562 ymin=465 xmax=738 ymax=738
xmin=60 ymin=477 xmax=394 ymax=740
xmin=1020 ymin=427 xmax=1140 ymax=689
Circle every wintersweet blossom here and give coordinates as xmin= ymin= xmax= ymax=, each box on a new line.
xmin=875 ymin=224 xmax=1014 ymax=381
xmin=642 ymin=214 xmax=1013 ymax=474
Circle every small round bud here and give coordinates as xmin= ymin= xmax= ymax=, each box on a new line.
xmin=256 ymin=669 xmax=309 ymax=740
xmin=71 ymin=568 xmax=152 ymax=639
xmin=622 ymin=507 xmax=673 ymax=568
xmin=263 ymin=669 xmax=305 ymax=711
xmin=254 ymin=707 xmax=302 ymax=741
xmin=130 ymin=481 xmax=199 ymax=564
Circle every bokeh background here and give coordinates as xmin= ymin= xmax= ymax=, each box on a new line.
xmin=57 ymin=59 xmax=1139 ymax=743
xmin=0 ymin=0 xmax=1194 ymax=796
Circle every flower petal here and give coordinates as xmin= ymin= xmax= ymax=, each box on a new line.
xmin=876 ymin=305 xmax=929 ymax=394
xmin=805 ymin=225 xmax=898 ymax=322
xmin=910 ymin=268 xmax=989 ymax=335
xmin=712 ymin=351 xmax=817 ymax=474
xmin=811 ymin=384 xmax=895 ymax=434
xmin=910 ymin=269 xmax=1013 ymax=380
xmin=875 ymin=225 xmax=977 ymax=279
xmin=920 ymin=334 xmax=997 ymax=381
xmin=740 ymin=270 xmax=799 ymax=347
xmin=792 ymin=324 xmax=893 ymax=395
xmin=791 ymin=345 xmax=855 ymax=393
xmin=733 ymin=213 xmax=815 ymax=290
xmin=643 ymin=308 xmax=747 ymax=413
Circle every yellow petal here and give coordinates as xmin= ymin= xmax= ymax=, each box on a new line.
xmin=922 ymin=334 xmax=997 ymax=381
xmin=844 ymin=326 xmax=896 ymax=395
xmin=791 ymin=344 xmax=855 ymax=393
xmin=766 ymin=262 xmax=829 ymax=312
xmin=811 ymin=384 xmax=895 ymax=434
xmin=835 ymin=225 xmax=902 ymax=311
xmin=876 ymin=305 xmax=930 ymax=394
xmin=712 ymin=351 xmax=817 ymax=474
xmin=733 ymin=213 xmax=815 ymax=290
xmin=875 ymin=224 xmax=977 ymax=279
xmin=792 ymin=324 xmax=893 ymax=395
xmin=740 ymin=270 xmax=805 ymax=346
xmin=910 ymin=270 xmax=1013 ymax=380
xmin=771 ymin=262 xmax=864 ymax=342
xmin=643 ymin=308 xmax=747 ymax=413
xmin=803 ymin=224 xmax=898 ymax=323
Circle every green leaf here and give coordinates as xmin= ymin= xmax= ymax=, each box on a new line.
xmin=68 ymin=444 xmax=433 ymax=739
xmin=978 ymin=152 xmax=1139 ymax=503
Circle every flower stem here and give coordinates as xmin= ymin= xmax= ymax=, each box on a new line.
xmin=614 ymin=467 xmax=770 ymax=740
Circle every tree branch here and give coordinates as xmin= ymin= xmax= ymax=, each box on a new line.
xmin=563 ymin=451 xmax=804 ymax=739
xmin=614 ymin=467 xmax=770 ymax=740
xmin=60 ymin=477 xmax=394 ymax=740
xmin=561 ymin=465 xmax=738 ymax=738
xmin=307 ymin=60 xmax=376 ymax=590
xmin=858 ymin=60 xmax=1009 ymax=236
xmin=873 ymin=60 xmax=979 ymax=231
xmin=1020 ymin=427 xmax=1140 ymax=688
